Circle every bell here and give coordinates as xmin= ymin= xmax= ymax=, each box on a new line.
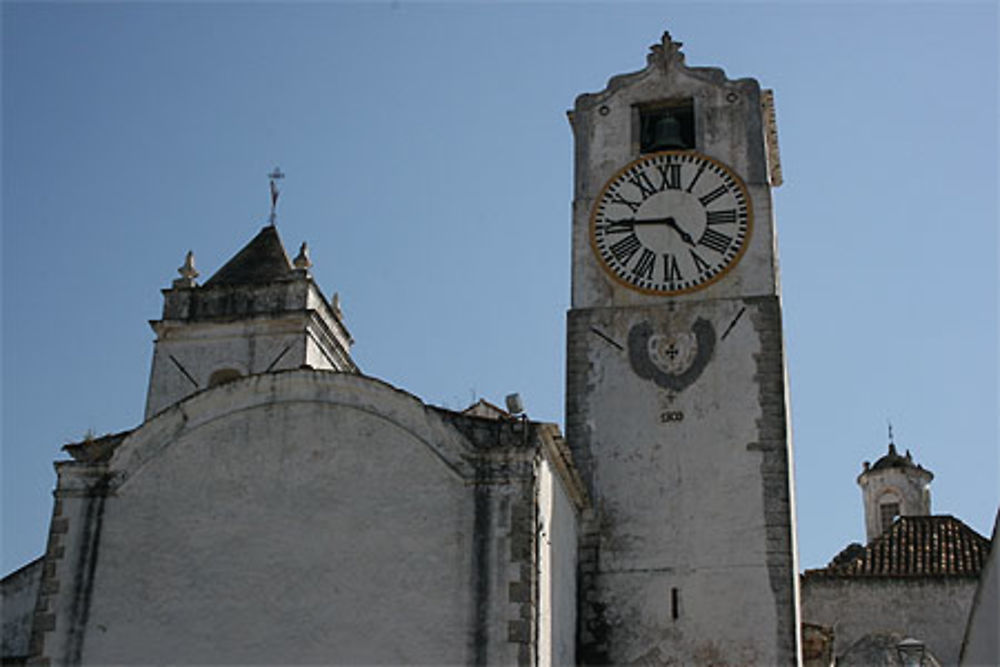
xmin=646 ymin=114 xmax=687 ymax=151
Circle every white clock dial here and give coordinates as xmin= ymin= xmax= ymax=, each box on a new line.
xmin=591 ymin=151 xmax=752 ymax=295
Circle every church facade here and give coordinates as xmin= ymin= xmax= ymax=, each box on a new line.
xmin=8 ymin=31 xmax=801 ymax=667
xmin=5 ymin=223 xmax=587 ymax=665
xmin=6 ymin=30 xmax=991 ymax=667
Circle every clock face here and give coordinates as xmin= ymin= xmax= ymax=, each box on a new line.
xmin=591 ymin=151 xmax=752 ymax=296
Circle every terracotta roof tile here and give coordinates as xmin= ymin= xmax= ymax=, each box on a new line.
xmin=805 ymin=515 xmax=990 ymax=578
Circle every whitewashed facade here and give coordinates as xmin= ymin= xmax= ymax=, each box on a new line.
xmin=9 ymin=224 xmax=587 ymax=666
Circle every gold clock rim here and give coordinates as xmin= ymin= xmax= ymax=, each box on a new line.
xmin=589 ymin=150 xmax=754 ymax=297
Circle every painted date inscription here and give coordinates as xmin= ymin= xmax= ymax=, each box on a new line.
xmin=660 ymin=410 xmax=685 ymax=423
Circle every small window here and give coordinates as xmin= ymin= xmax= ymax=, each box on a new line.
xmin=208 ymin=368 xmax=242 ymax=387
xmin=880 ymin=502 xmax=900 ymax=533
xmin=639 ymin=101 xmax=695 ymax=153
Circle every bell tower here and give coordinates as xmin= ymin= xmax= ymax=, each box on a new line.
xmin=144 ymin=223 xmax=357 ymax=418
xmin=565 ymin=33 xmax=800 ymax=664
xmin=858 ymin=438 xmax=934 ymax=541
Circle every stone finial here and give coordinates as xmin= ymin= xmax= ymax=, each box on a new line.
xmin=172 ymin=250 xmax=199 ymax=288
xmin=648 ymin=31 xmax=686 ymax=70
xmin=332 ymin=292 xmax=343 ymax=318
xmin=293 ymin=242 xmax=312 ymax=271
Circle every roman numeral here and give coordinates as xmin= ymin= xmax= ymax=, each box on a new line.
xmin=656 ymin=163 xmax=682 ymax=190
xmin=706 ymin=209 xmax=737 ymax=225
xmin=698 ymin=227 xmax=733 ymax=254
xmin=607 ymin=190 xmax=642 ymax=214
xmin=627 ymin=170 xmax=658 ymax=199
xmin=604 ymin=219 xmax=635 ymax=234
xmin=632 ymin=249 xmax=656 ymax=280
xmin=689 ymin=249 xmax=712 ymax=275
xmin=698 ymin=185 xmax=728 ymax=207
xmin=610 ymin=234 xmax=642 ymax=264
xmin=686 ymin=162 xmax=708 ymax=193
xmin=662 ymin=253 xmax=682 ymax=283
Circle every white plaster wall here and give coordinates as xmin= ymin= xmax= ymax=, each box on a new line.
xmin=1 ymin=559 xmax=41 ymax=658
xmin=479 ymin=480 xmax=533 ymax=667
xmin=570 ymin=56 xmax=779 ymax=311
xmin=305 ymin=330 xmax=337 ymax=370
xmin=538 ymin=457 xmax=578 ymax=667
xmin=566 ymin=43 xmax=798 ymax=665
xmin=960 ymin=514 xmax=999 ymax=666
xmin=145 ymin=316 xmax=314 ymax=418
xmin=28 ymin=460 xmax=112 ymax=664
xmin=859 ymin=466 xmax=932 ymax=541
xmin=575 ymin=298 xmax=792 ymax=664
xmin=304 ymin=281 xmax=354 ymax=357
xmin=802 ymin=577 xmax=979 ymax=665
xmin=588 ymin=303 xmax=765 ymax=572
xmin=83 ymin=373 xmax=477 ymax=665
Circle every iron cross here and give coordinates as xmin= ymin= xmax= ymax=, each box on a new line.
xmin=268 ymin=167 xmax=285 ymax=225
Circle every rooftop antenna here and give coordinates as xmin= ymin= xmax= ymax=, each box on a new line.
xmin=268 ymin=166 xmax=285 ymax=226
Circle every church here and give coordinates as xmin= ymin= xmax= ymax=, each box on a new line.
xmin=799 ymin=441 xmax=994 ymax=666
xmin=1 ymin=31 xmax=994 ymax=666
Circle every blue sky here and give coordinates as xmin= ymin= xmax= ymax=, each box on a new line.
xmin=2 ymin=2 xmax=997 ymax=575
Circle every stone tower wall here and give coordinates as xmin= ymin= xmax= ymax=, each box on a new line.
xmin=566 ymin=34 xmax=799 ymax=664
xmin=858 ymin=462 xmax=933 ymax=541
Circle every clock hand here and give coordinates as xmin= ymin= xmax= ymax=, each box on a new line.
xmin=605 ymin=218 xmax=637 ymax=233
xmin=663 ymin=217 xmax=696 ymax=246
xmin=607 ymin=216 xmax=697 ymax=246
xmin=608 ymin=216 xmax=678 ymax=229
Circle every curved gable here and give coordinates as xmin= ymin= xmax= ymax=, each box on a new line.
xmin=111 ymin=369 xmax=477 ymax=490
xmin=81 ymin=370 xmax=480 ymax=664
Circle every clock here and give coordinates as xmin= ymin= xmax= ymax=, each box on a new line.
xmin=590 ymin=151 xmax=752 ymax=295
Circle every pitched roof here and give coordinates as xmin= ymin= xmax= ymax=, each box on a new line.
xmin=461 ymin=398 xmax=513 ymax=420
xmin=805 ymin=515 xmax=990 ymax=579
xmin=204 ymin=225 xmax=293 ymax=287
